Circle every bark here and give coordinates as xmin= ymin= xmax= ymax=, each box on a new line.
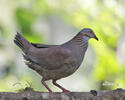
xmin=0 ymin=88 xmax=125 ymax=100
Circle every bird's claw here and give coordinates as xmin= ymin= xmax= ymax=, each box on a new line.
xmin=62 ymin=89 xmax=70 ymax=93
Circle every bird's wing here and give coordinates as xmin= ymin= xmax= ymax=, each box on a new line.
xmin=31 ymin=43 xmax=58 ymax=48
xmin=40 ymin=47 xmax=76 ymax=70
xmin=27 ymin=46 xmax=76 ymax=70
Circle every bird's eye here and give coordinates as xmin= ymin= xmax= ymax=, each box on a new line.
xmin=90 ymin=31 xmax=93 ymax=33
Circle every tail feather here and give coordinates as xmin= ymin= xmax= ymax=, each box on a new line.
xmin=14 ymin=32 xmax=31 ymax=53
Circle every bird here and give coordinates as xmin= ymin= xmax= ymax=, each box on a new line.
xmin=14 ymin=28 xmax=98 ymax=93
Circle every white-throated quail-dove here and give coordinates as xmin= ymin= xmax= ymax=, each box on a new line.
xmin=14 ymin=28 xmax=98 ymax=92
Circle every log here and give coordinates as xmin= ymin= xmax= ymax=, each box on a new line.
xmin=0 ymin=88 xmax=125 ymax=100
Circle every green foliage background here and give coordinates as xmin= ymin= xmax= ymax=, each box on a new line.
xmin=0 ymin=0 xmax=125 ymax=92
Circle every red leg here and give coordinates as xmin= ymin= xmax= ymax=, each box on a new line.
xmin=52 ymin=80 xmax=70 ymax=92
xmin=41 ymin=80 xmax=53 ymax=93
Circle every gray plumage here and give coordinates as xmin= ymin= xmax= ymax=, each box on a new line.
xmin=14 ymin=28 xmax=98 ymax=92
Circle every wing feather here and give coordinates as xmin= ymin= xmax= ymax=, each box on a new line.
xmin=31 ymin=43 xmax=57 ymax=48
xmin=27 ymin=46 xmax=75 ymax=70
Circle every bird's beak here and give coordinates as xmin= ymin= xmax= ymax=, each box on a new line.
xmin=94 ymin=35 xmax=98 ymax=41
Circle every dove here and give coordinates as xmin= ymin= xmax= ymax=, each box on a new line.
xmin=14 ymin=28 xmax=98 ymax=92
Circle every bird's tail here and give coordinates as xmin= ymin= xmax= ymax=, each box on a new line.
xmin=14 ymin=32 xmax=32 ymax=53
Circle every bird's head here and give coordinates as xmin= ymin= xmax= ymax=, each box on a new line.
xmin=79 ymin=28 xmax=98 ymax=41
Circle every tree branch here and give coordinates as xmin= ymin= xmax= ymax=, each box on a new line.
xmin=0 ymin=88 xmax=125 ymax=100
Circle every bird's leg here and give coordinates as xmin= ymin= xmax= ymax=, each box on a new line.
xmin=52 ymin=80 xmax=70 ymax=92
xmin=41 ymin=79 xmax=53 ymax=93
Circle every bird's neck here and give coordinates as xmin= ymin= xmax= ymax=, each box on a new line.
xmin=71 ymin=32 xmax=89 ymax=65
xmin=62 ymin=32 xmax=88 ymax=51
xmin=61 ymin=32 xmax=89 ymax=66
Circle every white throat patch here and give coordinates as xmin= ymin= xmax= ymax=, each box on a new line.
xmin=83 ymin=36 xmax=90 ymax=41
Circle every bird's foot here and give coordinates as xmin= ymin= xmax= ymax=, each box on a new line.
xmin=62 ymin=89 xmax=70 ymax=93
xmin=52 ymin=80 xmax=71 ymax=93
xmin=48 ymin=90 xmax=53 ymax=93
